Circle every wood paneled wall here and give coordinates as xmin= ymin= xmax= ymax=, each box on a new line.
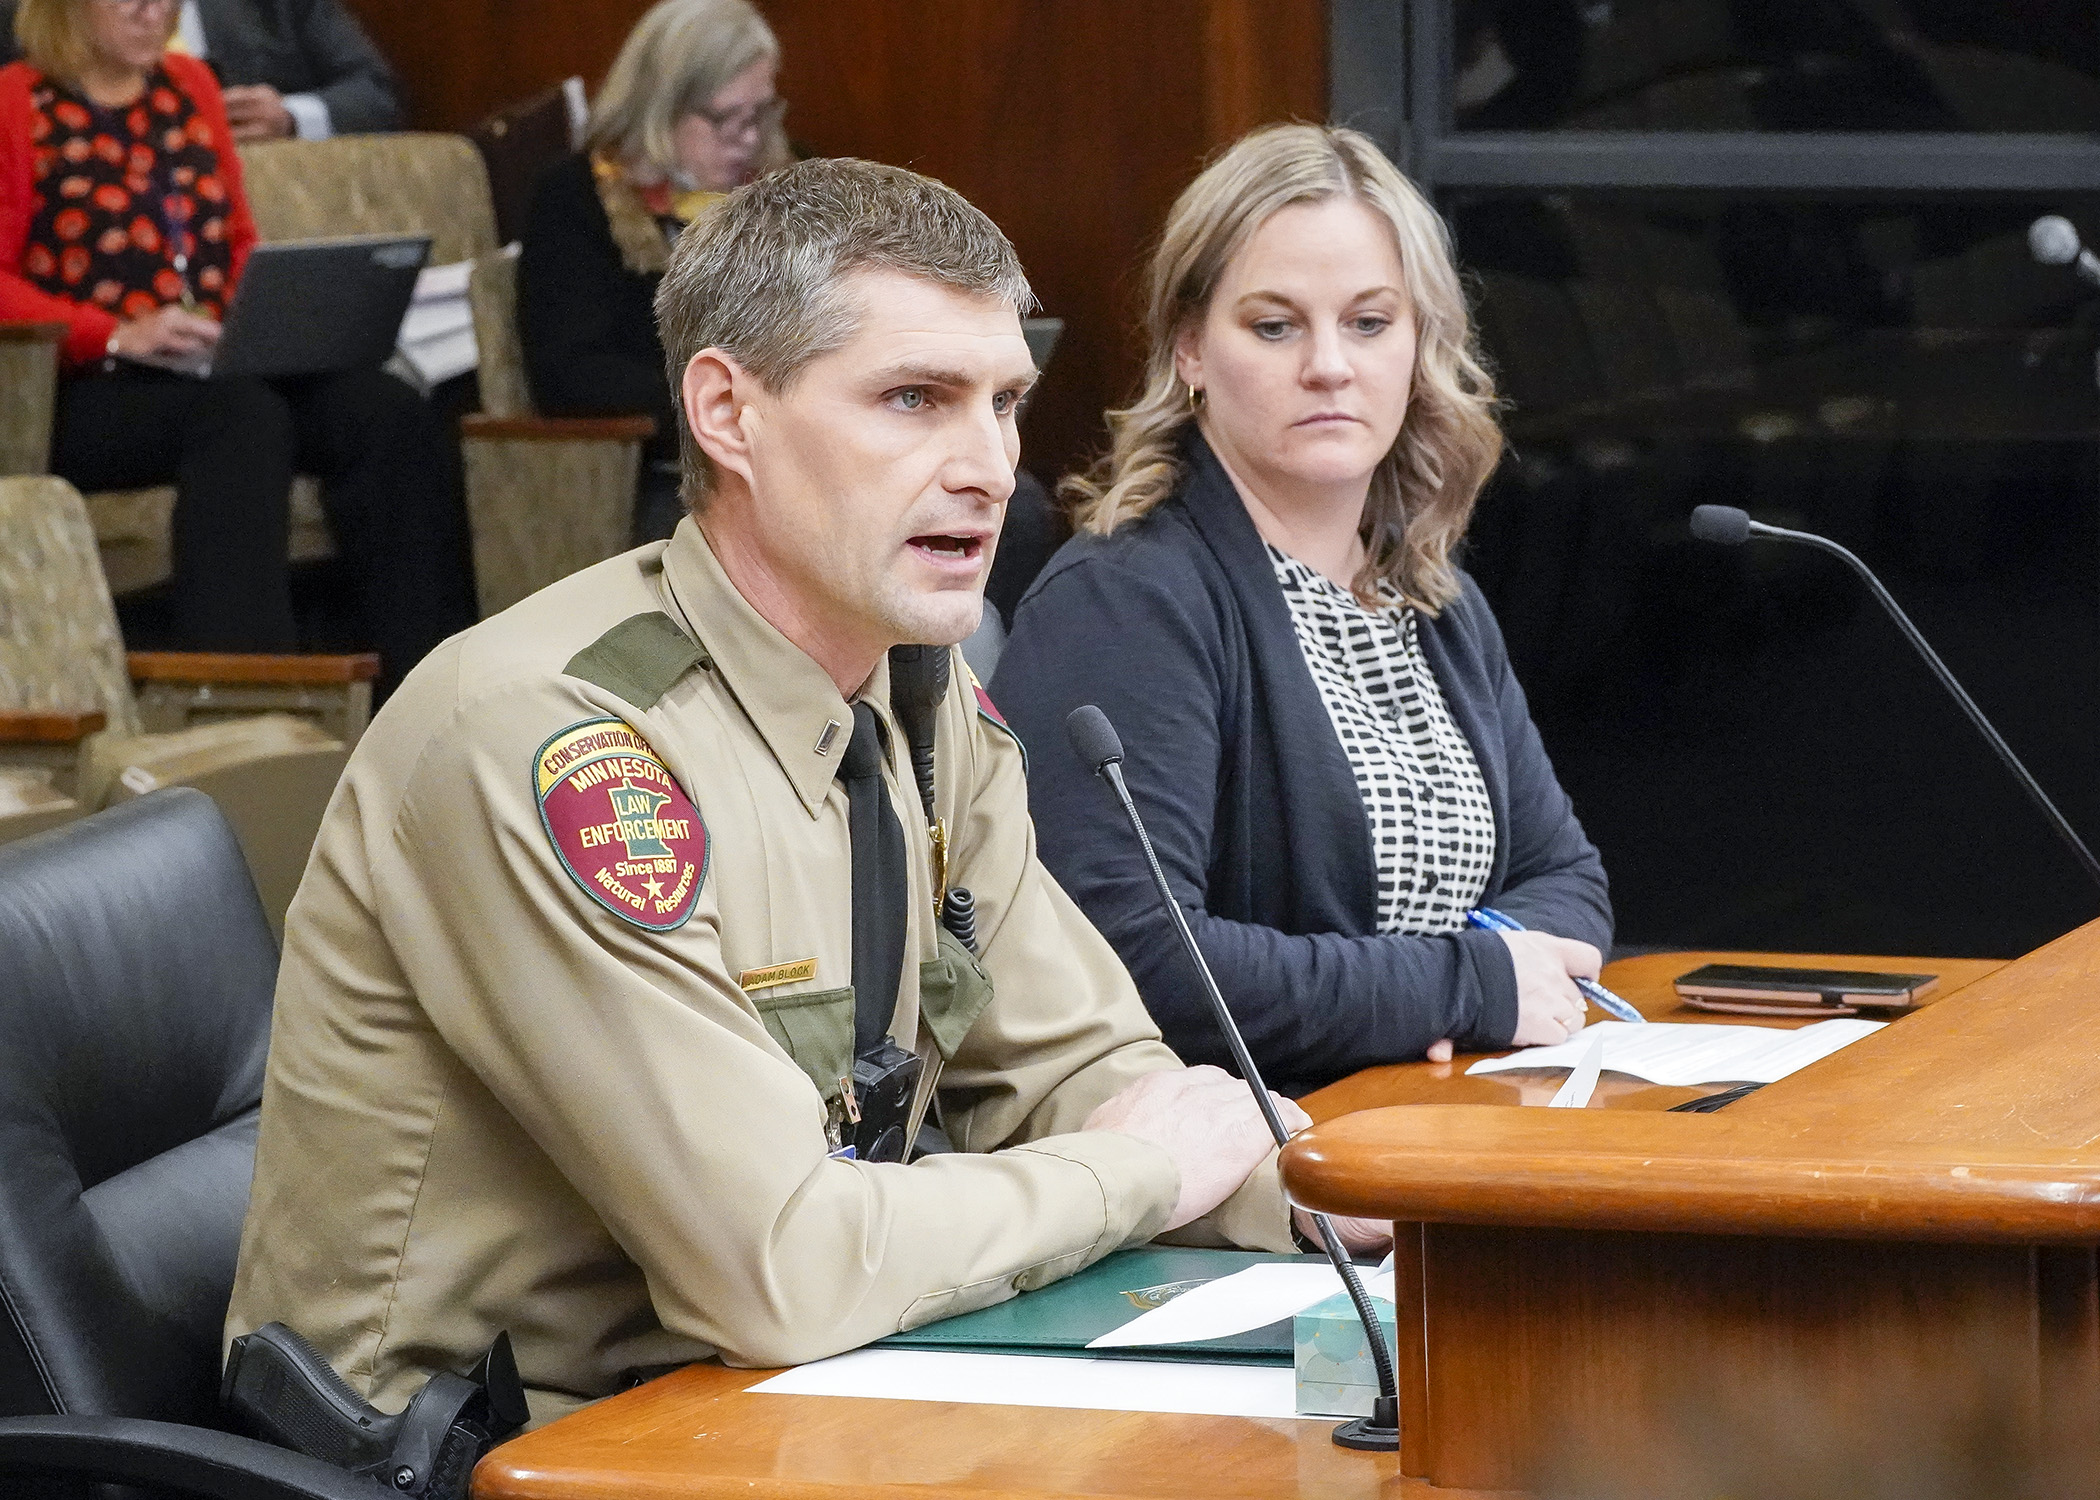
xmin=348 ymin=0 xmax=1326 ymax=481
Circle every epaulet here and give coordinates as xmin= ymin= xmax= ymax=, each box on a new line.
xmin=964 ymin=663 xmax=1027 ymax=774
xmin=563 ymin=613 xmax=708 ymax=710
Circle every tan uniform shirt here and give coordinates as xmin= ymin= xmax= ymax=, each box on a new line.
xmin=226 ymin=521 xmax=1289 ymax=1420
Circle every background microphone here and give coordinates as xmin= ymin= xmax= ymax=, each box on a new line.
xmin=1064 ymin=704 xmax=1400 ymax=1454
xmin=1689 ymin=505 xmax=2100 ymax=894
xmin=2028 ymin=215 xmax=2100 ymax=288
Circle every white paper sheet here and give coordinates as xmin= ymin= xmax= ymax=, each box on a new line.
xmin=1086 ymin=1262 xmax=1394 ymax=1349
xmin=393 ymin=259 xmax=488 ymax=384
xmin=398 ymin=296 xmax=472 ymax=348
xmin=1545 ymin=1034 xmax=1605 ymax=1106
xmin=1467 ymin=1017 xmax=1884 ymax=1087
xmin=750 ymin=1348 xmax=1324 ymax=1421
xmin=397 ymin=324 xmax=478 ymax=386
xmin=412 ymin=259 xmax=475 ymax=302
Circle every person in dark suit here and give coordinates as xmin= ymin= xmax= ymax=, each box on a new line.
xmin=991 ymin=125 xmax=1613 ymax=1096
xmin=518 ymin=0 xmax=789 ymax=544
xmin=0 ymin=0 xmax=400 ymax=137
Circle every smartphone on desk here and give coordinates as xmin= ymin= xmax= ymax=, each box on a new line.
xmin=1673 ymin=963 xmax=1938 ymax=1016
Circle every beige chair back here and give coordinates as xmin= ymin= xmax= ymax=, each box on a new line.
xmin=0 ymin=326 xmax=60 ymax=477
xmin=238 ymin=133 xmax=499 ymax=263
xmin=469 ymin=249 xmax=533 ymax=419
xmin=0 ymin=477 xmax=141 ymax=735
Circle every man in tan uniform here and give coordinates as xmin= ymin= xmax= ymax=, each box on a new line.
xmin=226 ymin=158 xmax=1320 ymax=1422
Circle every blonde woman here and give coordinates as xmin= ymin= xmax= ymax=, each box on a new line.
xmin=518 ymin=0 xmax=791 ymax=540
xmin=991 ymin=124 xmax=1612 ymax=1093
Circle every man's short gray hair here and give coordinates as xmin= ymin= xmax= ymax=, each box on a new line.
xmin=655 ymin=157 xmax=1035 ymax=507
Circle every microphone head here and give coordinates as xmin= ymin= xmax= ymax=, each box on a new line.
xmin=2030 ymin=215 xmax=2082 ymax=267
xmin=1689 ymin=505 xmax=1753 ymax=546
xmin=1065 ymin=704 xmax=1125 ymax=772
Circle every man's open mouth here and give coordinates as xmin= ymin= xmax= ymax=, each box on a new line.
xmin=909 ymin=534 xmax=985 ymax=562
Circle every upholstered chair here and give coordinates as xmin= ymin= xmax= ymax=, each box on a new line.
xmin=0 ymin=476 xmax=370 ymax=930
xmin=0 ymin=791 xmax=378 ymax=1500
xmin=463 ymin=247 xmax=649 ymax=614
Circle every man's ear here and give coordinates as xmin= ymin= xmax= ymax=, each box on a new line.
xmin=682 ymin=349 xmax=758 ymax=488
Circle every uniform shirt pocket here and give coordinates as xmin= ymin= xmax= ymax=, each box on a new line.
xmin=751 ymin=986 xmax=855 ymax=1101
xmin=917 ymin=928 xmax=995 ymax=1062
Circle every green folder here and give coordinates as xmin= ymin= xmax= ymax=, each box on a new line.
xmin=877 ymin=1247 xmax=1324 ymax=1365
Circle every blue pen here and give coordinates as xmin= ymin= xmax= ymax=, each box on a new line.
xmin=1464 ymin=908 xmax=1646 ymax=1024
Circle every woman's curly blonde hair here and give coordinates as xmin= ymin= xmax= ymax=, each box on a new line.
xmin=1063 ymin=123 xmax=1502 ymax=613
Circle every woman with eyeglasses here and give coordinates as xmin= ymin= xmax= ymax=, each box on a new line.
xmin=0 ymin=0 xmax=474 ymax=694
xmin=518 ymin=0 xmax=791 ymax=543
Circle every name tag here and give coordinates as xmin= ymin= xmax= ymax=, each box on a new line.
xmin=740 ymin=957 xmax=818 ymax=992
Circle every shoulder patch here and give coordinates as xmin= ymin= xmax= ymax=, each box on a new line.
xmin=965 ymin=665 xmax=1028 ymax=773
xmin=535 ymin=718 xmax=708 ymax=930
xmin=563 ymin=613 xmax=707 ymax=710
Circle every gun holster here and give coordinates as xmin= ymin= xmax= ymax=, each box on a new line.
xmin=222 ymin=1322 xmax=530 ymax=1498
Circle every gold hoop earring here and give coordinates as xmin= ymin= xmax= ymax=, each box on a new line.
xmin=1186 ymin=382 xmax=1204 ymax=412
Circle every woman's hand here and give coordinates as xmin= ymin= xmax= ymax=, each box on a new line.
xmin=110 ymin=307 xmax=223 ymax=363
xmin=1499 ymin=929 xmax=1600 ymax=1047
xmin=1424 ymin=930 xmax=1604 ymax=1059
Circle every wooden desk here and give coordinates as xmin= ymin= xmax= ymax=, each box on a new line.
xmin=475 ymin=948 xmax=2010 ymax=1500
xmin=1286 ymin=929 xmax=2100 ymax=1491
xmin=1300 ymin=948 xmax=2005 ymax=1121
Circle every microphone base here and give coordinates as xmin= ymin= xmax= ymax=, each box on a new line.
xmin=1330 ymin=1397 xmax=1402 ymax=1451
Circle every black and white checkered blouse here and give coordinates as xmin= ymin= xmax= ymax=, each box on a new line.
xmin=1267 ymin=545 xmax=1497 ymax=936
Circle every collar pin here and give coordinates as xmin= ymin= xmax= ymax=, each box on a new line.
xmin=813 ymin=719 xmax=842 ymax=756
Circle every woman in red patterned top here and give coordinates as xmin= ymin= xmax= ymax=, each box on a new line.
xmin=1 ymin=0 xmax=470 ymax=690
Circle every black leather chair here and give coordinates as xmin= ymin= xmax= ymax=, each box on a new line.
xmin=0 ymin=789 xmax=376 ymax=1498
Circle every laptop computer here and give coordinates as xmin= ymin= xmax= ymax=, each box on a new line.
xmin=132 ymin=232 xmax=432 ymax=380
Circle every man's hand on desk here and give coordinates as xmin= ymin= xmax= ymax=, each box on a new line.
xmin=1085 ymin=1065 xmax=1305 ymax=1230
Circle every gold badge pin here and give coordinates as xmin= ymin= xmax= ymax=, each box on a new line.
xmin=739 ymin=957 xmax=818 ymax=992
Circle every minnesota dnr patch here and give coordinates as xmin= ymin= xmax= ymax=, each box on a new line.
xmin=534 ymin=718 xmax=707 ymax=930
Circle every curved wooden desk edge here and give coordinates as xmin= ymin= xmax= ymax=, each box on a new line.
xmin=1281 ymin=1106 xmax=2100 ymax=1242
xmin=1285 ymin=926 xmax=2100 ymax=1244
xmin=472 ymin=1360 xmax=1491 ymax=1500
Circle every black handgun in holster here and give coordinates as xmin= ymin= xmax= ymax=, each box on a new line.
xmin=221 ymin=1322 xmax=529 ymax=1498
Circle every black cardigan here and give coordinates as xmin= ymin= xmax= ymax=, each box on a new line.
xmin=516 ymin=152 xmax=679 ymax=463
xmin=990 ymin=434 xmax=1613 ymax=1094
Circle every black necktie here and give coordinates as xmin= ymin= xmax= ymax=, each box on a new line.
xmin=840 ymin=702 xmax=908 ymax=1058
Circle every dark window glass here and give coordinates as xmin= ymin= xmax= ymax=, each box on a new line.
xmin=1453 ymin=1 xmax=2100 ymax=133
xmin=1453 ymin=192 xmax=2100 ymax=955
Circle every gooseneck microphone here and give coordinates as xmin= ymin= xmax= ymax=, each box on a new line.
xmin=2028 ymin=215 xmax=2100 ymax=288
xmin=1689 ymin=505 xmax=2100 ymax=894
xmin=1065 ymin=704 xmax=1400 ymax=1453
